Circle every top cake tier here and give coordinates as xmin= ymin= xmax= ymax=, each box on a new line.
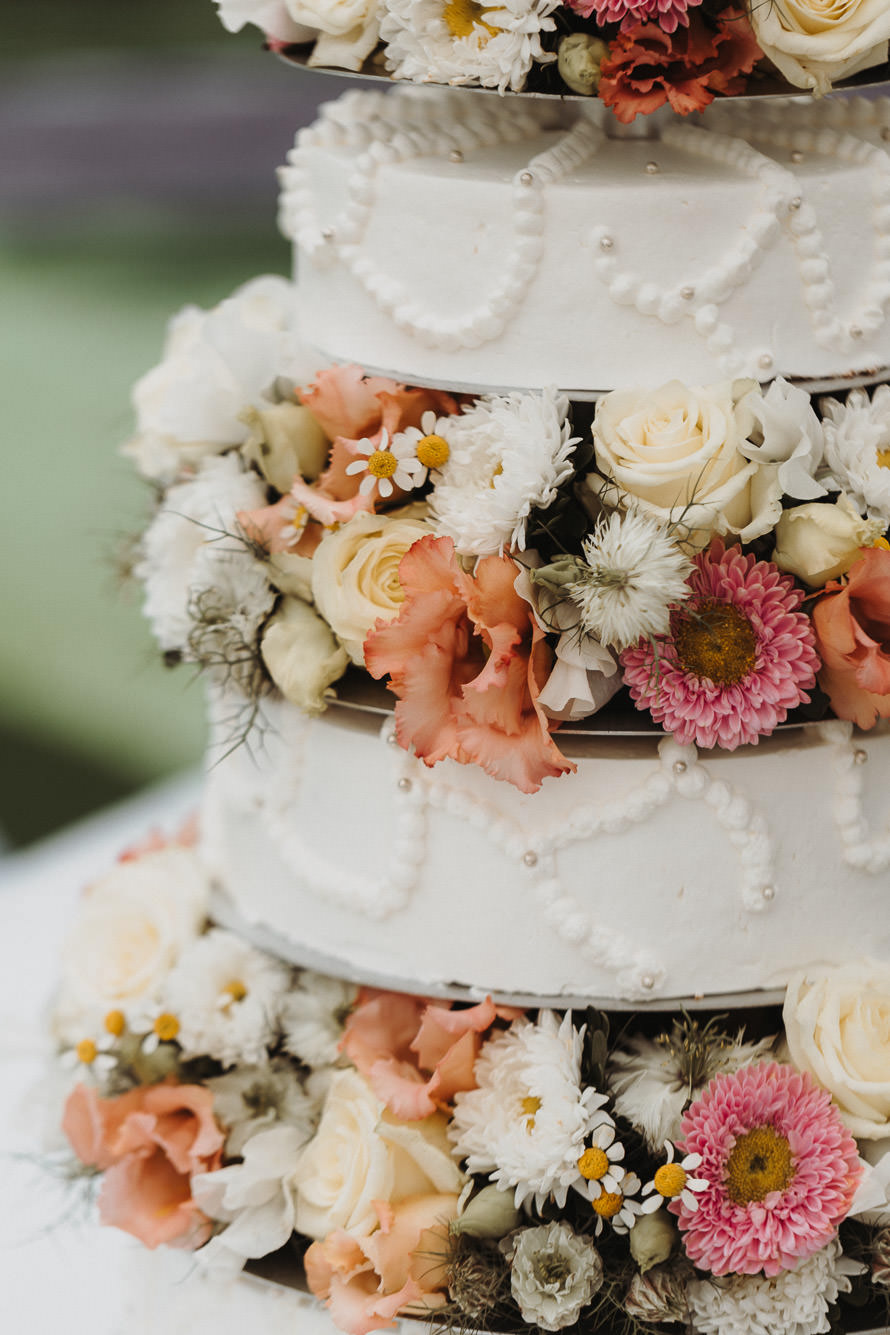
xmin=282 ymin=90 xmax=890 ymax=395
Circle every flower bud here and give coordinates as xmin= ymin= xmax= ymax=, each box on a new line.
xmin=451 ymin=1185 xmax=521 ymax=1239
xmin=558 ymin=33 xmax=609 ymax=97
xmin=772 ymin=493 xmax=885 ymax=589
xmin=629 ymin=1208 xmax=678 ymax=1273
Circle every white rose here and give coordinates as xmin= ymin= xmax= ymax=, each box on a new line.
xmin=783 ymin=959 xmax=890 ymax=1138
xmin=213 ymin=0 xmax=318 ymax=43
xmin=311 ymin=505 xmax=430 ymax=665
xmin=261 ymin=595 xmax=349 ymax=714
xmin=54 ymin=847 xmax=210 ymax=1041
xmin=126 ymin=276 xmax=313 ymax=484
xmin=287 ymin=0 xmax=379 ymax=39
xmin=292 ymin=1068 xmax=466 ymax=1240
xmin=748 ymin=0 xmax=890 ymax=95
xmin=773 ymin=494 xmax=884 ymax=588
xmin=587 ymin=379 xmax=770 ymax=549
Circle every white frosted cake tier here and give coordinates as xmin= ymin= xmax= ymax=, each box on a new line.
xmin=200 ymin=692 xmax=890 ymax=1005
xmin=281 ymin=89 xmax=890 ymax=396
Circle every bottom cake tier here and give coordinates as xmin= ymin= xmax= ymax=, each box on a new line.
xmin=201 ymin=688 xmax=890 ymax=1006
xmin=49 ymin=832 xmax=890 ymax=1335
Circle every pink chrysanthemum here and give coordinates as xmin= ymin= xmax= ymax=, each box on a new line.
xmin=674 ymin=1063 xmax=861 ymax=1277
xmin=565 ymin=0 xmax=702 ymax=35
xmin=620 ymin=540 xmax=819 ymax=750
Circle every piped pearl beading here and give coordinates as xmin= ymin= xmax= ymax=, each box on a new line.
xmin=821 ymin=720 xmax=890 ymax=874
xmin=284 ymin=90 xmax=890 ymax=386
xmin=281 ymin=92 xmax=597 ymax=353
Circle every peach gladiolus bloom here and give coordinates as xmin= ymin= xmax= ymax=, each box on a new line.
xmin=305 ymin=1194 xmax=459 ymax=1335
xmin=63 ymin=1082 xmax=224 ymax=1250
xmin=813 ymin=546 xmax=890 ymax=729
xmin=365 ymin=535 xmax=575 ymax=793
xmin=341 ymin=989 xmax=523 ymax=1122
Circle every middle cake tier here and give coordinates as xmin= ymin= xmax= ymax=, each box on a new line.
xmin=282 ymin=88 xmax=890 ymax=396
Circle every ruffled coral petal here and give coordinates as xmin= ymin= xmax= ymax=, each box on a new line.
xmin=99 ymin=1150 xmax=210 ymax=1250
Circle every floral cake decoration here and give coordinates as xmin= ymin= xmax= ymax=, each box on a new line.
xmin=52 ymin=834 xmax=890 ymax=1335
xmin=129 ymin=275 xmax=890 ymax=792
xmin=213 ymin=0 xmax=890 ymax=113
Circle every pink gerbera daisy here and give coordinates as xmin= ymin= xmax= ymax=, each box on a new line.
xmin=620 ymin=540 xmax=819 ymax=750
xmin=565 ymin=0 xmax=702 ymax=35
xmin=673 ymin=1063 xmax=861 ymax=1277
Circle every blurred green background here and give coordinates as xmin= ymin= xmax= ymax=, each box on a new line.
xmin=1 ymin=0 xmax=330 ymax=845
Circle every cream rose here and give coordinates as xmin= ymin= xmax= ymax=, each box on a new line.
xmin=784 ymin=959 xmax=890 ymax=1138
xmin=54 ymin=847 xmax=210 ymax=1041
xmin=293 ymin=1068 xmax=466 ymax=1240
xmin=748 ymin=0 xmax=890 ymax=95
xmin=773 ymin=494 xmax=885 ymax=588
xmin=311 ymin=505 xmax=431 ymax=665
xmin=261 ymin=595 xmax=349 ymax=714
xmin=587 ymin=379 xmax=771 ymax=549
xmin=241 ymin=402 xmax=329 ymax=493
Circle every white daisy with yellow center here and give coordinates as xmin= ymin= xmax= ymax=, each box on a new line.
xmin=394 ymin=410 xmax=454 ymax=486
xmin=641 ymin=1140 xmax=709 ymax=1214
xmin=277 ymin=497 xmax=309 ymax=549
xmin=344 ymin=428 xmax=421 ymax=500
xmin=61 ymin=1014 xmax=122 ymax=1077
xmin=576 ymin=1118 xmax=627 ymax=1199
xmin=591 ymin=1170 xmax=643 ymax=1237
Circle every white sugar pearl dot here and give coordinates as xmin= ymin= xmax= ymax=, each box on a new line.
xmin=854 ymin=748 xmax=868 ymax=765
xmin=519 ymin=171 xmax=534 ymax=186
xmin=762 ymin=886 xmax=776 ymax=902
xmin=640 ymin=973 xmax=655 ymax=990
xmin=523 ymin=850 xmax=538 ymax=868
xmin=397 ymin=777 xmax=412 ymax=792
xmin=673 ymin=761 xmax=687 ymax=775
xmin=789 ymin=197 xmax=803 ymax=212
xmin=449 ymin=149 xmax=464 ymax=163
xmin=599 ymin=235 xmax=614 ymax=251
xmin=645 ymin=161 xmax=660 ymax=175
xmin=790 ymin=150 xmax=804 ymax=164
xmin=759 ymin=352 xmax=774 ymax=371
xmin=681 ymin=285 xmax=696 ymax=301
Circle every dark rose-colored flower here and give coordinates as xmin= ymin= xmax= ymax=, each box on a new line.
xmin=599 ymin=11 xmax=762 ymax=123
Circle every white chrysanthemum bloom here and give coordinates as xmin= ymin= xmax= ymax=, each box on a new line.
xmin=137 ymin=453 xmax=271 ymax=656
xmin=207 ymin=1059 xmax=321 ymax=1158
xmin=640 ymin=1142 xmax=708 ymax=1214
xmin=126 ymin=275 xmax=315 ymax=485
xmin=163 ymin=929 xmax=292 ymax=1068
xmin=821 ymin=385 xmax=890 ymax=526
xmin=608 ymin=1028 xmax=776 ymax=1153
xmin=567 ymin=510 xmax=692 ymax=651
xmin=503 ymin=1222 xmax=604 ymax=1331
xmin=450 ymin=1010 xmax=610 ymax=1211
xmin=381 ymin=0 xmax=559 ymax=92
xmin=280 ymin=970 xmax=358 ymax=1068
xmin=213 ymin=0 xmax=316 ymax=44
xmin=430 ymin=387 xmax=576 ymax=557
xmin=686 ymin=1237 xmax=863 ymax=1335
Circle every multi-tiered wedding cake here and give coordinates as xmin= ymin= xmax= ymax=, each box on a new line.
xmin=51 ymin=3 xmax=890 ymax=1333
